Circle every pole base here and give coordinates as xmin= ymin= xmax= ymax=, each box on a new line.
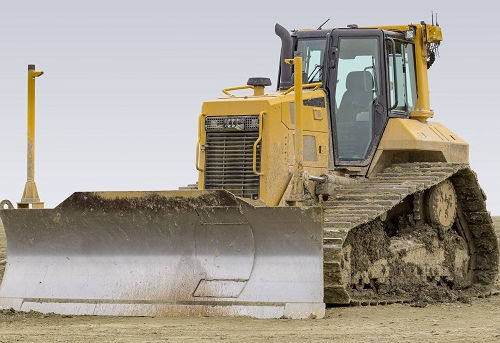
xmin=17 ymin=202 xmax=44 ymax=209
xmin=19 ymin=180 xmax=43 ymax=209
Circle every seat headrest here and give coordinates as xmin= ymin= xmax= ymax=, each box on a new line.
xmin=346 ymin=71 xmax=374 ymax=91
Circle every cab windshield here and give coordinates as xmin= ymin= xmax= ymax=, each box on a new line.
xmin=296 ymin=38 xmax=326 ymax=83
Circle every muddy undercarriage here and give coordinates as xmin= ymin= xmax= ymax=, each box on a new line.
xmin=345 ymin=216 xmax=474 ymax=304
xmin=321 ymin=163 xmax=499 ymax=305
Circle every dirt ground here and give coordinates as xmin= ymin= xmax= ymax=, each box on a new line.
xmin=0 ymin=218 xmax=499 ymax=343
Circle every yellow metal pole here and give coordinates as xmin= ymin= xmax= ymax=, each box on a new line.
xmin=293 ymin=56 xmax=304 ymax=173
xmin=18 ymin=64 xmax=44 ymax=209
xmin=284 ymin=55 xmax=305 ymax=202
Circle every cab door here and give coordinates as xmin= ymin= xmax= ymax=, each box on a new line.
xmin=326 ymin=29 xmax=388 ymax=167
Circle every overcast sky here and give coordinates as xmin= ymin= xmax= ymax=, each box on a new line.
xmin=1 ymin=0 xmax=499 ymax=213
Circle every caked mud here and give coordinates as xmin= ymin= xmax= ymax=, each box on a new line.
xmin=322 ymin=163 xmax=499 ymax=305
xmin=345 ymin=217 xmax=482 ymax=305
xmin=57 ymin=190 xmax=238 ymax=212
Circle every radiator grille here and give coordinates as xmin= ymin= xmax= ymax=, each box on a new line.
xmin=204 ymin=130 xmax=261 ymax=199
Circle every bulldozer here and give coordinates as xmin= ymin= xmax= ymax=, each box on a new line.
xmin=0 ymin=21 xmax=498 ymax=319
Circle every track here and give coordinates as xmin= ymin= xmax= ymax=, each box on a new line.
xmin=322 ymin=162 xmax=499 ymax=304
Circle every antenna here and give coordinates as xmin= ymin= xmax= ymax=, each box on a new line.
xmin=432 ymin=10 xmax=434 ymax=25
xmin=317 ymin=18 xmax=330 ymax=30
xmin=436 ymin=12 xmax=439 ymax=26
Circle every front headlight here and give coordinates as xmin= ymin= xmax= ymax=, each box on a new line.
xmin=405 ymin=29 xmax=415 ymax=40
xmin=223 ymin=118 xmax=245 ymax=130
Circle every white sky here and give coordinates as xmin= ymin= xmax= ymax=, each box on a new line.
xmin=0 ymin=0 xmax=499 ymax=214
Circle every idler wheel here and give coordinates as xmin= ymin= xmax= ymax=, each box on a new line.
xmin=426 ymin=180 xmax=457 ymax=229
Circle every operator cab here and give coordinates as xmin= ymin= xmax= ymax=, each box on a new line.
xmin=278 ymin=27 xmax=417 ymax=168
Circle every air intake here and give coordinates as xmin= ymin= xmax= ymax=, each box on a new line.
xmin=204 ymin=116 xmax=261 ymax=199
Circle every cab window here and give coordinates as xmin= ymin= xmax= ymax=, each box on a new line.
xmin=296 ymin=38 xmax=326 ymax=83
xmin=387 ymin=41 xmax=418 ymax=113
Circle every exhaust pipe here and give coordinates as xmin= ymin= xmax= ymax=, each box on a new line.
xmin=275 ymin=23 xmax=293 ymax=90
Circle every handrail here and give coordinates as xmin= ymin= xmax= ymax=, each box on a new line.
xmin=222 ymin=85 xmax=254 ymax=97
xmin=252 ymin=111 xmax=265 ymax=176
xmin=195 ymin=113 xmax=205 ymax=171
xmin=283 ymin=82 xmax=322 ymax=95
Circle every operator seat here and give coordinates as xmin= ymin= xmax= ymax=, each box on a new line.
xmin=337 ymin=71 xmax=374 ymax=122
xmin=335 ymin=70 xmax=374 ymax=160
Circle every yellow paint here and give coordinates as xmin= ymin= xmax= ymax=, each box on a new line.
xmin=195 ymin=113 xmax=205 ymax=172
xmin=252 ymin=111 xmax=265 ymax=175
xmin=222 ymin=84 xmax=254 ymax=97
xmin=253 ymin=86 xmax=265 ymax=96
xmin=198 ymin=84 xmax=330 ymax=206
xmin=285 ymin=56 xmax=312 ymax=202
xmin=376 ymin=118 xmax=467 ymax=154
xmin=19 ymin=65 xmax=44 ymax=209
xmin=283 ymin=81 xmax=322 ymax=95
xmin=368 ymin=118 xmax=468 ymax=175
xmin=289 ymin=57 xmax=304 ymax=174
xmin=196 ymin=22 xmax=463 ymax=207
xmin=372 ymin=24 xmax=442 ymax=121
xmin=222 ymin=83 xmax=268 ymax=96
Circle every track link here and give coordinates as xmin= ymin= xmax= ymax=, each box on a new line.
xmin=322 ymin=162 xmax=499 ymax=304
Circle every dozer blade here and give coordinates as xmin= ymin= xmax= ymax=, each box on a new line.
xmin=0 ymin=190 xmax=324 ymax=319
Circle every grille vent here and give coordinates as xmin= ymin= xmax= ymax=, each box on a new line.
xmin=205 ymin=115 xmax=259 ymax=132
xmin=204 ymin=116 xmax=261 ymax=199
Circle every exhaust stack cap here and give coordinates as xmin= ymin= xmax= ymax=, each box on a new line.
xmin=247 ymin=77 xmax=271 ymax=87
xmin=247 ymin=77 xmax=271 ymax=96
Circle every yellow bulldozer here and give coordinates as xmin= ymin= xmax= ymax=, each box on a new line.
xmin=0 ymin=21 xmax=498 ymax=319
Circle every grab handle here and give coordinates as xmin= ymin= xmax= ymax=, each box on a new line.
xmin=252 ymin=112 xmax=265 ymax=176
xmin=283 ymin=82 xmax=322 ymax=95
xmin=196 ymin=114 xmax=205 ymax=172
xmin=222 ymin=85 xmax=254 ymax=97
